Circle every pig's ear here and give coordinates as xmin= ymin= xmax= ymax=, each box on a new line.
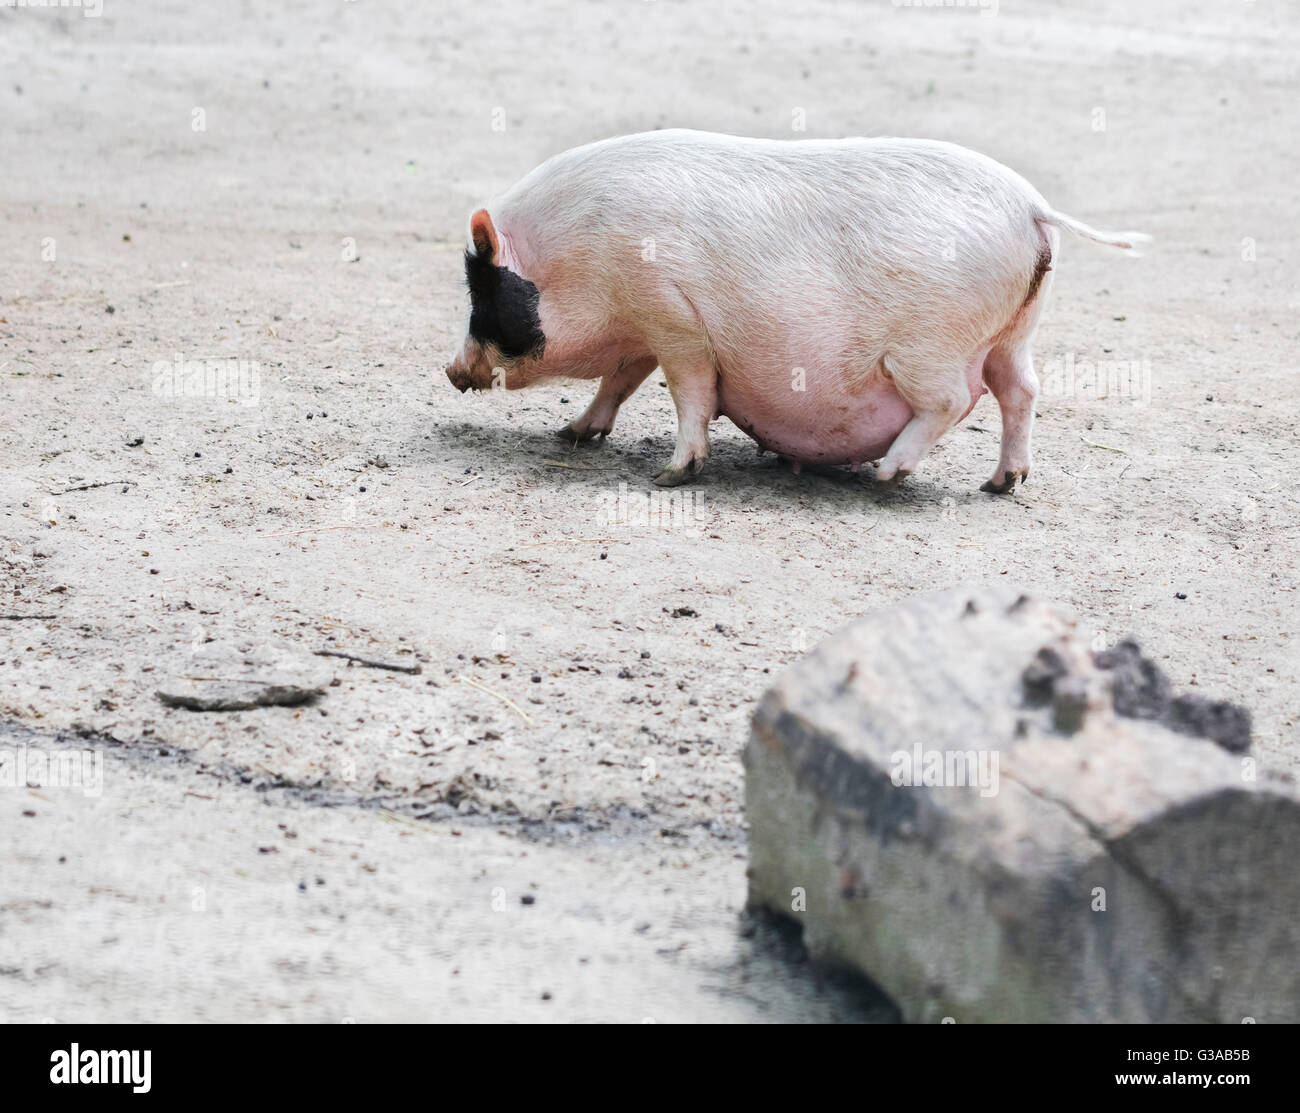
xmin=469 ymin=209 xmax=500 ymax=261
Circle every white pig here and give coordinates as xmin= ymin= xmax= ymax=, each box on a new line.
xmin=445 ymin=129 xmax=1148 ymax=491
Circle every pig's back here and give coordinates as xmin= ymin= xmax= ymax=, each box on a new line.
xmin=499 ymin=131 xmax=1047 ymax=340
xmin=498 ymin=129 xmax=1047 ymax=263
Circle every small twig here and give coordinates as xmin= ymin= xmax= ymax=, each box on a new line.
xmin=151 ymin=280 xmax=191 ymax=290
xmin=377 ymin=808 xmax=435 ymax=833
xmin=455 ymin=675 xmax=534 ymax=724
xmin=542 ymin=459 xmax=600 ymax=471
xmin=517 ymin=536 xmax=629 ymax=548
xmin=0 ymin=614 xmax=56 ymax=621
xmin=258 ymin=524 xmax=385 ymax=538
xmin=56 ymin=480 xmax=138 ymax=493
xmin=313 ymin=649 xmax=422 ymax=675
xmin=1079 ymin=436 xmax=1127 ymax=454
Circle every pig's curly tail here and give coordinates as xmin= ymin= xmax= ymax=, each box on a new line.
xmin=1037 ymin=209 xmax=1152 ymax=256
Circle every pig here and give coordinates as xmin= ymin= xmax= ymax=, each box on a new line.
xmin=445 ymin=129 xmax=1148 ymax=492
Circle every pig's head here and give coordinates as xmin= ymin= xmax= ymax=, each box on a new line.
xmin=445 ymin=208 xmax=546 ymax=393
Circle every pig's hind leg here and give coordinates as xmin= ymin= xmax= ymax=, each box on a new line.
xmin=873 ymin=351 xmax=984 ymax=486
xmin=980 ymin=232 xmax=1054 ymax=493
xmin=558 ymin=356 xmax=657 ymax=443
xmin=979 ymin=342 xmax=1039 ymax=493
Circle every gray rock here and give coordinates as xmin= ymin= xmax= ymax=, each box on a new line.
xmin=744 ymin=586 xmax=1299 ymax=1022
xmin=156 ymin=682 xmax=322 ymax=712
xmin=155 ymin=643 xmax=329 ymax=712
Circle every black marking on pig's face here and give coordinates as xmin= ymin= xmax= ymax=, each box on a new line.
xmin=464 ymin=250 xmax=546 ymax=361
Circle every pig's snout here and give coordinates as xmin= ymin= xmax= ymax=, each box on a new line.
xmin=445 ymin=356 xmax=474 ymax=393
xmin=445 ymin=343 xmax=491 ymax=393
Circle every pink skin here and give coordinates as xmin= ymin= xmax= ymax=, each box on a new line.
xmin=446 ymin=231 xmax=650 ymax=395
xmin=446 ymin=214 xmax=677 ymax=445
xmin=446 ymin=276 xmax=987 ymax=475
xmin=446 ymin=216 xmax=1004 ymax=483
xmin=451 ymin=314 xmax=986 ymax=474
xmin=720 ymin=358 xmax=987 ymax=470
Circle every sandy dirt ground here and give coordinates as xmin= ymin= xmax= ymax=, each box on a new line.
xmin=1 ymin=0 xmax=1296 ymax=1021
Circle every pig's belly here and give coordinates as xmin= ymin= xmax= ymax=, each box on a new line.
xmin=715 ymin=371 xmax=906 ymax=466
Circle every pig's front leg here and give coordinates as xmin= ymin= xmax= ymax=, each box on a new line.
xmin=557 ymin=356 xmax=657 ymax=443
xmin=653 ymin=348 xmax=716 ymax=487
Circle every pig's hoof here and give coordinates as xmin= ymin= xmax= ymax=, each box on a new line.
xmin=874 ymin=465 xmax=911 ymax=488
xmin=980 ymin=468 xmax=1028 ymax=495
xmin=556 ymin=422 xmax=608 ymax=444
xmin=652 ymin=461 xmax=701 ymax=487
